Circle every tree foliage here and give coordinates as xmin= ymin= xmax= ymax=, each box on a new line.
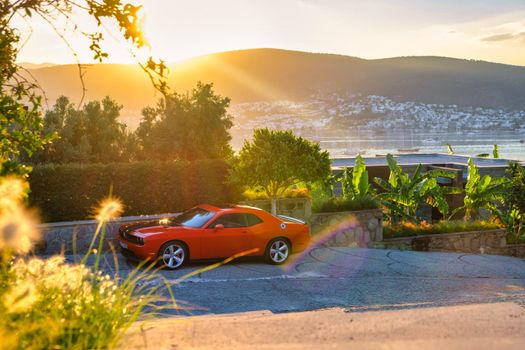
xmin=231 ymin=128 xmax=331 ymax=215
xmin=0 ymin=0 xmax=166 ymax=175
xmin=501 ymin=163 xmax=525 ymax=243
xmin=374 ymin=154 xmax=460 ymax=223
xmin=135 ymin=82 xmax=233 ymax=161
xmin=33 ymin=96 xmax=128 ymax=163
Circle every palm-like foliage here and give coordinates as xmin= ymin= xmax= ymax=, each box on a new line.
xmin=340 ymin=154 xmax=371 ymax=200
xmin=449 ymin=158 xmax=508 ymax=220
xmin=374 ymin=154 xmax=461 ymax=223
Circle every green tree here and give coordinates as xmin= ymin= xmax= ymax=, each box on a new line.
xmin=36 ymin=96 xmax=128 ymax=163
xmin=503 ymin=163 xmax=525 ymax=242
xmin=340 ymin=154 xmax=371 ymax=200
xmin=374 ymin=154 xmax=460 ymax=223
xmin=1 ymin=0 xmax=166 ymax=175
xmin=231 ymin=128 xmax=331 ymax=215
xmin=135 ymin=83 xmax=233 ymax=161
xmin=449 ymin=158 xmax=508 ymax=220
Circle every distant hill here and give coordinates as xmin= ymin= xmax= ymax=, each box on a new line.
xmin=22 ymin=48 xmax=525 ymax=111
xmin=19 ymin=62 xmax=56 ymax=69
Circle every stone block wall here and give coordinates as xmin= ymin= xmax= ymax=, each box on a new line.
xmin=308 ymin=209 xmax=383 ymax=247
xmin=240 ymin=198 xmax=312 ymax=221
xmin=377 ymin=229 xmax=507 ymax=254
xmin=39 ymin=213 xmax=179 ymax=255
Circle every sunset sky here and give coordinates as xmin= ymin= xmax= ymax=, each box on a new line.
xmin=16 ymin=0 xmax=525 ymax=66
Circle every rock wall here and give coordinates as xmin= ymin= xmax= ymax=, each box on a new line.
xmin=39 ymin=213 xmax=179 ymax=255
xmin=377 ymin=229 xmax=507 ymax=254
xmin=240 ymin=198 xmax=311 ymax=221
xmin=308 ymin=209 xmax=383 ymax=247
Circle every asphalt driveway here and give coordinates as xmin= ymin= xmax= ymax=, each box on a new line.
xmin=81 ymin=247 xmax=525 ymax=316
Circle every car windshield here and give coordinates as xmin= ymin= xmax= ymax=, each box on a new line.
xmin=172 ymin=207 xmax=215 ymax=228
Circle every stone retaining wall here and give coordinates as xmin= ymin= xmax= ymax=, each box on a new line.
xmin=240 ymin=198 xmax=311 ymax=221
xmin=39 ymin=213 xmax=179 ymax=255
xmin=308 ymin=209 xmax=383 ymax=247
xmin=40 ymin=207 xmax=383 ymax=254
xmin=504 ymin=244 xmax=525 ymax=258
xmin=376 ymin=229 xmax=507 ymax=254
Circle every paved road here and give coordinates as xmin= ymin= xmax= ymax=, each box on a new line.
xmin=81 ymin=247 xmax=525 ymax=316
xmin=123 ymin=302 xmax=525 ymax=349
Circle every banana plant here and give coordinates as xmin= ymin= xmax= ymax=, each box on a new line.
xmin=448 ymin=158 xmax=508 ymax=220
xmin=340 ymin=154 xmax=371 ymax=200
xmin=493 ymin=144 xmax=500 ymax=159
xmin=476 ymin=144 xmax=500 ymax=158
xmin=374 ymin=154 xmax=461 ymax=223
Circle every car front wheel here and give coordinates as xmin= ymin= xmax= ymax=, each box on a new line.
xmin=159 ymin=241 xmax=187 ymax=270
xmin=265 ymin=238 xmax=290 ymax=265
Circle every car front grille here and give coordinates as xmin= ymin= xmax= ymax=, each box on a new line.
xmin=119 ymin=226 xmax=144 ymax=246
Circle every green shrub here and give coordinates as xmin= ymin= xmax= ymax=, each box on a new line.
xmin=313 ymin=196 xmax=379 ymax=213
xmin=242 ymin=187 xmax=310 ymax=201
xmin=384 ymin=220 xmax=502 ymax=239
xmin=28 ymin=160 xmax=241 ymax=222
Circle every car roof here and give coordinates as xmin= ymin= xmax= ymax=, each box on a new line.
xmin=197 ymin=203 xmax=266 ymax=214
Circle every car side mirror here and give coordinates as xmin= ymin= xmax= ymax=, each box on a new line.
xmin=214 ymin=224 xmax=224 ymax=230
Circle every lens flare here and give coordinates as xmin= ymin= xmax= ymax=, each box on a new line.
xmin=95 ymin=197 xmax=123 ymax=222
xmin=285 ymin=215 xmax=368 ymax=273
xmin=0 ymin=206 xmax=40 ymax=254
xmin=0 ymin=176 xmax=29 ymax=210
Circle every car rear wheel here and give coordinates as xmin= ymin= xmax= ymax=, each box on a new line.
xmin=265 ymin=238 xmax=290 ymax=265
xmin=159 ymin=241 xmax=187 ymax=270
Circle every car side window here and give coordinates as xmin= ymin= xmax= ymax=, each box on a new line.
xmin=245 ymin=213 xmax=263 ymax=226
xmin=209 ymin=213 xmax=247 ymax=228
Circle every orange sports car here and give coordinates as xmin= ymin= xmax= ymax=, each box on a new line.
xmin=117 ymin=204 xmax=311 ymax=269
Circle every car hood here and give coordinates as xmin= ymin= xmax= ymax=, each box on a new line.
xmin=121 ymin=220 xmax=189 ymax=237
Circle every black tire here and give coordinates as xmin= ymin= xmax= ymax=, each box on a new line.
xmin=158 ymin=241 xmax=188 ymax=270
xmin=264 ymin=238 xmax=291 ymax=265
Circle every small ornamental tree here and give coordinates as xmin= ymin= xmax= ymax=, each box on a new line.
xmin=231 ymin=129 xmax=331 ymax=215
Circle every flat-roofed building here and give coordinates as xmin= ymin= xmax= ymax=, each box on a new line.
xmin=331 ymin=153 xmax=523 ymax=222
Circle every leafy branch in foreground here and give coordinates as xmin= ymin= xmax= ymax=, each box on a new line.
xmin=1 ymin=0 xmax=168 ymax=175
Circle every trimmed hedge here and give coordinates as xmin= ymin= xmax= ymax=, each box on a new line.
xmin=312 ymin=196 xmax=379 ymax=213
xmin=29 ymin=160 xmax=240 ymax=222
xmin=383 ymin=220 xmax=502 ymax=239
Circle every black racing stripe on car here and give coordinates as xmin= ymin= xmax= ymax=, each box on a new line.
xmin=119 ymin=221 xmax=158 ymax=245
xmin=121 ymin=221 xmax=158 ymax=234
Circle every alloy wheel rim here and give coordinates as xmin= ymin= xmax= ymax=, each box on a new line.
xmin=163 ymin=244 xmax=185 ymax=268
xmin=270 ymin=240 xmax=289 ymax=263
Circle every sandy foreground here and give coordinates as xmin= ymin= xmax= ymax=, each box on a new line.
xmin=122 ymin=302 xmax=525 ymax=349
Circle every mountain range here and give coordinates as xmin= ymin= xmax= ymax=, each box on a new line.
xmin=21 ymin=48 xmax=525 ymax=113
